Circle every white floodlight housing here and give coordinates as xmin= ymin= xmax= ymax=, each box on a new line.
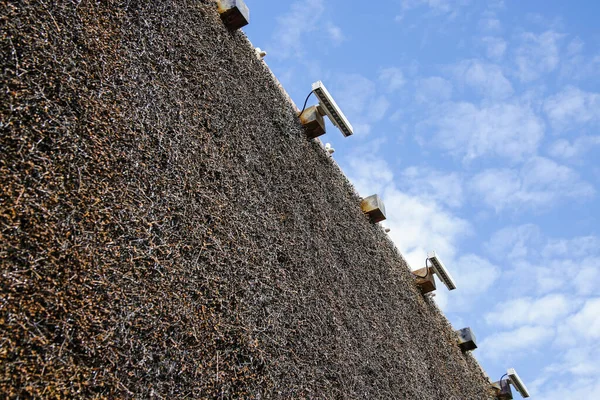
xmin=427 ymin=251 xmax=456 ymax=291
xmin=311 ymin=81 xmax=354 ymax=137
xmin=508 ymin=368 xmax=530 ymax=398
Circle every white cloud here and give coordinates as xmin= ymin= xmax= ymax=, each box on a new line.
xmin=444 ymin=254 xmax=501 ymax=313
xmin=327 ymin=23 xmax=345 ymax=45
xmin=515 ymin=31 xmax=564 ymax=82
xmin=271 ymin=0 xmax=325 ymax=59
xmin=529 ymin=261 xmax=574 ymax=294
xmin=415 ymin=77 xmax=453 ymax=104
xmin=548 ymin=136 xmax=600 ymax=159
xmin=345 ymin=152 xmax=394 ymax=196
xmin=397 ymin=0 xmax=470 ymax=19
xmin=480 ymin=325 xmax=554 ymax=360
xmin=556 ymin=298 xmax=600 ymax=345
xmin=546 ymin=347 xmax=600 ymax=378
xmin=481 ymin=36 xmax=507 ymax=60
xmin=478 ymin=16 xmax=501 ymax=32
xmin=271 ymin=0 xmax=345 ymax=58
xmin=484 ymin=295 xmax=574 ymax=328
xmin=543 ymin=236 xmax=600 ymax=259
xmin=560 ymin=38 xmax=600 ymax=81
xmin=368 ymin=96 xmax=391 ymax=121
xmin=421 ymin=101 xmax=544 ymax=162
xmin=485 ymin=224 xmax=541 ymax=261
xmin=532 ymin=300 xmax=600 ymax=400
xmin=332 ymin=73 xmax=390 ymax=136
xmin=453 ymin=254 xmax=500 ymax=295
xmin=510 ymin=257 xmax=598 ymax=296
xmin=567 ymin=298 xmax=600 ymax=340
xmin=379 ymin=68 xmax=406 ymax=92
xmin=485 ymin=230 xmax=600 ymax=296
xmin=399 ymin=167 xmax=464 ymax=208
xmin=452 ymin=60 xmax=514 ymax=99
xmin=470 ymin=157 xmax=595 ymax=211
xmin=567 ymin=37 xmax=584 ymax=56
xmin=544 ymin=86 xmax=600 ymax=132
xmin=574 ymin=262 xmax=600 ymax=296
xmin=534 ymin=379 xmax=600 ymax=400
xmin=384 ymin=188 xmax=471 ymax=270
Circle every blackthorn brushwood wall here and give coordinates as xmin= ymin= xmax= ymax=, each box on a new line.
xmin=1 ymin=1 xmax=495 ymax=398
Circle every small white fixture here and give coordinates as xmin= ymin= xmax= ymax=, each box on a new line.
xmin=508 ymin=368 xmax=530 ymax=398
xmin=255 ymin=47 xmax=267 ymax=59
xmin=427 ymin=251 xmax=456 ymax=291
xmin=311 ymin=81 xmax=354 ymax=137
xmin=325 ymin=143 xmax=335 ymax=155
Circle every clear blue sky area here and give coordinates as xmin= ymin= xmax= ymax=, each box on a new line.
xmin=243 ymin=1 xmax=600 ymax=398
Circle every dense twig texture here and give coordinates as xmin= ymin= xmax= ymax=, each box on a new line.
xmin=1 ymin=1 xmax=494 ymax=398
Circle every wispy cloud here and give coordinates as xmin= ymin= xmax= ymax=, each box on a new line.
xmin=480 ymin=325 xmax=554 ymax=360
xmin=399 ymin=167 xmax=464 ymax=208
xmin=485 ymin=224 xmax=541 ymax=260
xmin=481 ymin=225 xmax=600 ymax=397
xmin=451 ymin=254 xmax=500 ymax=295
xmin=515 ymin=30 xmax=564 ymax=82
xmin=543 ymin=236 xmax=600 ymax=259
xmin=481 ymin=37 xmax=507 ymax=61
xmin=419 ymin=101 xmax=544 ymax=162
xmin=556 ymin=298 xmax=600 ymax=345
xmin=271 ymin=0 xmax=344 ymax=59
xmin=469 ymin=157 xmax=595 ymax=212
xmin=451 ymin=60 xmax=514 ymax=99
xmin=326 ymin=23 xmax=345 ymax=45
xmin=484 ymin=294 xmax=574 ymax=328
xmin=379 ymin=68 xmax=406 ymax=92
xmin=548 ymin=136 xmax=600 ymax=159
xmin=331 ymin=73 xmax=390 ymax=136
xmin=560 ymin=37 xmax=600 ymax=81
xmin=396 ymin=0 xmax=471 ymax=20
xmin=478 ymin=12 xmax=502 ymax=33
xmin=415 ymin=76 xmax=453 ymax=104
xmin=544 ymin=86 xmax=600 ymax=132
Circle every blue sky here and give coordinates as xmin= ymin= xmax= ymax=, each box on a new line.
xmin=243 ymin=1 xmax=600 ymax=398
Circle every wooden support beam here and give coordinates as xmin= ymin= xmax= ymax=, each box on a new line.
xmin=414 ymin=267 xmax=436 ymax=294
xmin=456 ymin=327 xmax=478 ymax=352
xmin=299 ymin=105 xmax=326 ymax=139
xmin=217 ymin=0 xmax=250 ymax=30
xmin=491 ymin=380 xmax=513 ymax=400
xmin=360 ymin=194 xmax=386 ymax=223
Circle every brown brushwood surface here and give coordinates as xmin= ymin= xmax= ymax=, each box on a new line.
xmin=1 ymin=1 xmax=495 ymax=398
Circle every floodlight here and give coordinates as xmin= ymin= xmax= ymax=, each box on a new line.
xmin=427 ymin=251 xmax=456 ymax=291
xmin=311 ymin=81 xmax=354 ymax=137
xmin=508 ymin=368 xmax=530 ymax=398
